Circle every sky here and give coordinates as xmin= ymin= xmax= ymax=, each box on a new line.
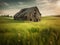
xmin=0 ymin=0 xmax=60 ymax=16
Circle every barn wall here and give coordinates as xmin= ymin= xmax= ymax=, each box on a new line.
xmin=14 ymin=6 xmax=41 ymax=22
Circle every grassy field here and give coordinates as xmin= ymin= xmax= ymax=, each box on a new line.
xmin=0 ymin=16 xmax=60 ymax=45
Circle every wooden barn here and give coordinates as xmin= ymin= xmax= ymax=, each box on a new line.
xmin=14 ymin=6 xmax=41 ymax=22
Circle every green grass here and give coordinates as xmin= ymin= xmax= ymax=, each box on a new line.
xmin=0 ymin=16 xmax=60 ymax=45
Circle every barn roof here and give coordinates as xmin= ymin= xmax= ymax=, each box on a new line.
xmin=14 ymin=6 xmax=41 ymax=18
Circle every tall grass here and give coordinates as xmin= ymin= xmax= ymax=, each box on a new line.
xmin=0 ymin=16 xmax=60 ymax=45
xmin=0 ymin=27 xmax=60 ymax=45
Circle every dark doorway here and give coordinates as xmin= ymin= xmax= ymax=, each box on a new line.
xmin=34 ymin=19 xmax=38 ymax=22
xmin=30 ymin=18 xmax=32 ymax=21
xmin=36 ymin=19 xmax=38 ymax=22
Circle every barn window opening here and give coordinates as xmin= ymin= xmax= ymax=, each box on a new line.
xmin=34 ymin=10 xmax=36 ymax=13
xmin=30 ymin=18 xmax=32 ymax=21
xmin=34 ymin=12 xmax=36 ymax=14
xmin=34 ymin=15 xmax=36 ymax=17
xmin=24 ymin=16 xmax=27 ymax=19
xmin=33 ymin=13 xmax=36 ymax=17
xmin=34 ymin=9 xmax=36 ymax=11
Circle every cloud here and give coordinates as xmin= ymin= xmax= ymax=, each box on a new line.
xmin=48 ymin=0 xmax=57 ymax=3
xmin=0 ymin=0 xmax=36 ymax=15
xmin=0 ymin=0 xmax=60 ymax=16
xmin=36 ymin=0 xmax=60 ymax=16
xmin=0 ymin=0 xmax=36 ymax=10
xmin=0 ymin=0 xmax=35 ymax=2
xmin=0 ymin=2 xmax=9 ymax=6
xmin=18 ymin=2 xmax=24 ymax=5
xmin=0 ymin=2 xmax=9 ymax=10
xmin=4 ymin=2 xmax=9 ymax=6
xmin=0 ymin=10 xmax=3 ymax=14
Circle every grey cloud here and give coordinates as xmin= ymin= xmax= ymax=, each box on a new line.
xmin=0 ymin=0 xmax=35 ymax=2
xmin=48 ymin=0 xmax=58 ymax=3
xmin=0 ymin=0 xmax=36 ymax=10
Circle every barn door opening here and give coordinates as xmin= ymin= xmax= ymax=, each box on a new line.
xmin=30 ymin=18 xmax=32 ymax=21
xmin=34 ymin=19 xmax=38 ymax=22
xmin=36 ymin=19 xmax=38 ymax=22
